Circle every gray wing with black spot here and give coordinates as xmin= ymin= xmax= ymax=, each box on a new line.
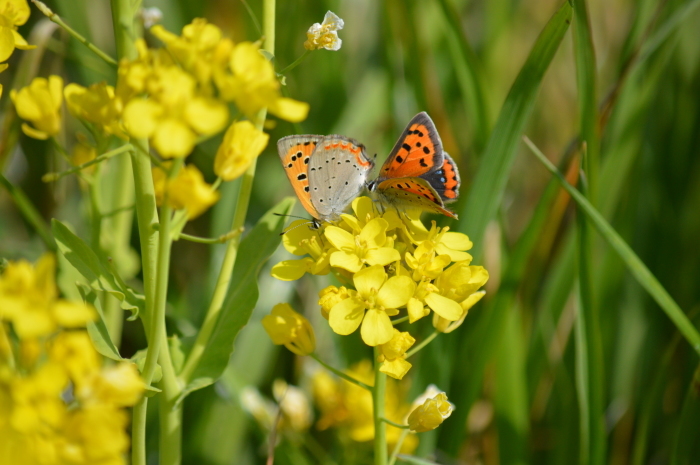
xmin=308 ymin=135 xmax=374 ymax=221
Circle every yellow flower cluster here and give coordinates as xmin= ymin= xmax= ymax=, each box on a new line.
xmin=0 ymin=254 xmax=144 ymax=465
xmin=152 ymin=163 xmax=220 ymax=220
xmin=269 ymin=197 xmax=488 ymax=379
xmin=312 ymin=361 xmax=418 ymax=453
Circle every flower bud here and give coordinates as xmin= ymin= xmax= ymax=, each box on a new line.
xmin=318 ymin=285 xmax=349 ymax=320
xmin=262 ymin=303 xmax=316 ymax=355
xmin=407 ymin=391 xmax=454 ymax=433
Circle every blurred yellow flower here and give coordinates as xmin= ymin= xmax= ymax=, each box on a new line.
xmin=152 ymin=164 xmax=220 ymax=219
xmin=378 ymin=329 xmax=415 ymax=380
xmin=262 ymin=303 xmax=316 ymax=356
xmin=272 ymin=379 xmax=313 ymax=432
xmin=72 ymin=134 xmax=97 ymax=172
xmin=11 ymin=75 xmax=63 ymax=140
xmin=64 ymin=82 xmax=127 ymax=138
xmin=0 ymin=0 xmax=33 ymax=64
xmin=214 ymin=120 xmax=269 ymax=181
xmin=78 ymin=362 xmax=145 ymax=407
xmin=215 ymin=41 xmax=309 ymax=122
xmin=325 ymin=218 xmax=400 ymax=273
xmin=304 ymin=11 xmax=344 ymax=51
xmin=311 ymin=361 xmax=418 ymax=452
xmin=0 ymin=253 xmax=95 ymax=339
xmin=407 ymin=390 xmax=454 ymax=433
xmin=328 ymin=265 xmax=415 ymax=346
xmin=123 ymin=65 xmax=229 ymax=157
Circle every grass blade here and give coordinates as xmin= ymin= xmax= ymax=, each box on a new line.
xmin=457 ymin=0 xmax=573 ymax=257
xmin=525 ymin=137 xmax=700 ymax=355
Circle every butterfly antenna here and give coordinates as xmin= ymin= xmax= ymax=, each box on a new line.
xmin=279 ymin=219 xmax=320 ymax=236
xmin=274 ymin=212 xmax=312 ymax=220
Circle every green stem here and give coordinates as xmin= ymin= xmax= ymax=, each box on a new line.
xmin=390 ymin=316 xmax=409 ymax=325
xmin=0 ymin=174 xmax=55 ymax=250
xmin=31 ymin=0 xmax=118 ymax=66
xmin=405 ymin=330 xmax=439 ymax=360
xmin=278 ymin=49 xmax=310 ymax=74
xmin=42 ymin=143 xmax=133 ymax=182
xmin=175 ymin=228 xmax=243 ymax=245
xmin=381 ymin=418 xmax=409 ymax=429
xmin=310 ymin=354 xmax=373 ymax=391
xmin=387 ymin=429 xmax=410 ymax=465
xmin=373 ymin=347 xmax=388 ymax=465
xmin=179 ymin=0 xmax=276 ymax=383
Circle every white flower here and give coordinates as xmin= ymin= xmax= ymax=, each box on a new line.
xmin=304 ymin=11 xmax=344 ymax=51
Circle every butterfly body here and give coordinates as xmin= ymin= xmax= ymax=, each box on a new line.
xmin=368 ymin=112 xmax=460 ymax=218
xmin=277 ymin=134 xmax=374 ymax=224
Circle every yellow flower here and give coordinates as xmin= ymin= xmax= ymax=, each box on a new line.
xmin=48 ymin=331 xmax=100 ymax=384
xmin=214 ymin=120 xmax=269 ymax=181
xmin=407 ymin=390 xmax=454 ymax=433
xmin=151 ymin=18 xmax=223 ymax=86
xmin=271 ymin=220 xmax=332 ymax=280
xmin=325 ymin=218 xmax=401 ymax=273
xmin=304 ymin=11 xmax=344 ymax=51
xmin=262 ymin=303 xmax=316 ymax=356
xmin=0 ymin=0 xmax=33 ymax=64
xmin=341 ymin=196 xmax=402 ymax=234
xmin=431 ymin=264 xmax=489 ymax=332
xmin=378 ymin=329 xmax=415 ymax=380
xmin=433 ymin=290 xmax=486 ymax=333
xmin=0 ymin=254 xmax=95 ymax=339
xmin=152 ymin=164 xmax=220 ymax=219
xmin=64 ymin=82 xmax=127 ymax=138
xmin=122 ymin=64 xmax=229 ymax=158
xmin=77 ymin=362 xmax=144 ymax=407
xmin=328 ymin=265 xmax=415 ymax=346
xmin=318 ymin=285 xmax=350 ymax=319
xmin=411 ymin=222 xmax=473 ymax=262
xmin=215 ymin=41 xmax=309 ymax=122
xmin=11 ymin=75 xmax=63 ymax=140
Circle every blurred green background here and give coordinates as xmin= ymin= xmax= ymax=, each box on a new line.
xmin=1 ymin=0 xmax=699 ymax=464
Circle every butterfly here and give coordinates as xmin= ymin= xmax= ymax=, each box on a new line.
xmin=367 ymin=112 xmax=461 ymax=218
xmin=277 ymin=134 xmax=375 ymax=227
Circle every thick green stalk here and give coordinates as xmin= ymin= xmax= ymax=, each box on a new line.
xmin=180 ymin=0 xmax=275 ymax=383
xmin=373 ymin=347 xmax=388 ymax=465
xmin=108 ymin=2 xmax=159 ymax=465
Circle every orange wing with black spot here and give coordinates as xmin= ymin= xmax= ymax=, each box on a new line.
xmin=376 ymin=177 xmax=458 ymax=219
xmin=420 ymin=152 xmax=461 ymax=203
xmin=277 ymin=135 xmax=323 ymax=218
xmin=378 ymin=112 xmax=444 ymax=179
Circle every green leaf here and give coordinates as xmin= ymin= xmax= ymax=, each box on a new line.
xmin=457 ymin=0 xmax=573 ymax=257
xmin=76 ymin=283 xmax=123 ymax=361
xmin=525 ymin=137 xmax=700 ymax=355
xmin=52 ymin=219 xmax=145 ymax=320
xmin=175 ymin=197 xmax=294 ymax=404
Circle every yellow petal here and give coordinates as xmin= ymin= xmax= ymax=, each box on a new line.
xmin=380 ymin=358 xmax=412 ymax=380
xmin=364 ymin=247 xmax=400 ymax=267
xmin=425 ymin=293 xmax=462 ymax=321
xmin=328 ymin=297 xmax=365 ymax=335
xmin=269 ymin=97 xmax=309 ymax=123
xmin=123 ymin=99 xmax=161 ymax=138
xmin=324 ymin=226 xmax=355 ymax=250
xmin=48 ymin=75 xmax=64 ymax=109
xmin=441 ymin=231 xmax=473 ymax=251
xmin=329 ymin=250 xmax=363 ymax=273
xmin=53 ymin=300 xmax=96 ymax=327
xmin=407 ymin=297 xmax=428 ymax=323
xmin=152 ymin=119 xmax=196 ymax=158
xmin=353 ymin=265 xmax=386 ymax=297
xmin=184 ymin=97 xmax=229 ymax=135
xmin=214 ymin=120 xmax=269 ymax=181
xmin=360 ymin=308 xmax=393 ymax=346
xmin=376 ymin=276 xmax=415 ymax=309
xmin=20 ymin=123 xmax=49 ymax=140
xmin=0 ymin=26 xmax=14 ymax=62
xmin=359 ymin=218 xmax=388 ymax=248
xmin=270 ymin=258 xmax=315 ymax=281
xmin=461 ymin=290 xmax=486 ymax=312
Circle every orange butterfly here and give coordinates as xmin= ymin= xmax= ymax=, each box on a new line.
xmin=368 ymin=112 xmax=460 ymax=218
